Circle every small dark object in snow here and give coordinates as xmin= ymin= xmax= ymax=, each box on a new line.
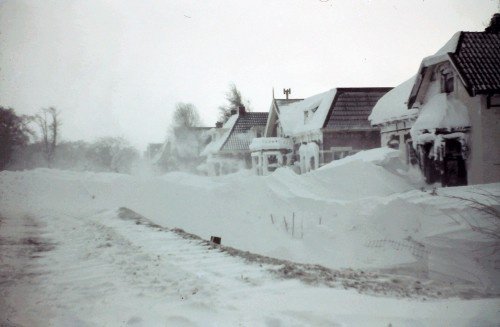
xmin=210 ymin=236 xmax=221 ymax=245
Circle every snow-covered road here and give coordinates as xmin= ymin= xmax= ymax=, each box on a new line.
xmin=1 ymin=206 xmax=498 ymax=326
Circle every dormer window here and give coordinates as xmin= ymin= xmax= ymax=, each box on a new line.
xmin=440 ymin=66 xmax=454 ymax=94
xmin=311 ymin=106 xmax=319 ymax=113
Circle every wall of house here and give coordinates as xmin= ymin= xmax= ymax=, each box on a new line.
xmin=453 ymin=79 xmax=482 ymax=184
xmin=480 ymin=98 xmax=500 ymax=183
xmin=418 ymin=63 xmax=500 ymax=185
xmin=323 ymin=130 xmax=380 ymax=149
xmin=455 ymin=80 xmax=500 ymax=184
xmin=379 ymin=122 xmax=414 ymax=163
xmin=322 ymin=130 xmax=380 ymax=164
xmin=381 ymin=130 xmax=410 ymax=162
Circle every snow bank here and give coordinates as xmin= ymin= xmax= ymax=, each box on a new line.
xmin=320 ymin=147 xmax=401 ymax=169
xmin=1 ymin=147 xmax=498 ymax=303
xmin=369 ymin=76 xmax=419 ymax=125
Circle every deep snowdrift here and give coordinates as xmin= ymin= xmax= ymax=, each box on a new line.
xmin=1 ymin=148 xmax=499 ymax=325
xmin=1 ymin=148 xmax=497 ymax=290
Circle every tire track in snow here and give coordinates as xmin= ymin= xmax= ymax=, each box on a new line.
xmin=117 ymin=207 xmax=497 ymax=300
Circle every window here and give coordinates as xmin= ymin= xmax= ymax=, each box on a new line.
xmin=267 ymin=155 xmax=278 ymax=165
xmin=304 ymin=111 xmax=309 ymax=123
xmin=487 ymin=94 xmax=500 ymax=108
xmin=331 ymin=147 xmax=352 ymax=160
xmin=440 ymin=66 xmax=454 ymax=93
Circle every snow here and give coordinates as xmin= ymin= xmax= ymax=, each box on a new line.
xmin=410 ymin=93 xmax=470 ymax=145
xmin=249 ymin=137 xmax=293 ymax=151
xmin=369 ymin=32 xmax=462 ymax=127
xmin=200 ymin=114 xmax=238 ymax=156
xmin=431 ymin=32 xmax=461 ymax=57
xmin=278 ymin=89 xmax=336 ymax=136
xmin=1 ymin=147 xmax=499 ymax=325
xmin=369 ymin=76 xmax=419 ymax=125
xmin=419 ymin=32 xmax=461 ymax=68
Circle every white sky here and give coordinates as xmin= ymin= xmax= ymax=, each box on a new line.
xmin=0 ymin=0 xmax=498 ymax=150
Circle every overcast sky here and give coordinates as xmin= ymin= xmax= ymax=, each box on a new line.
xmin=0 ymin=0 xmax=498 ymax=150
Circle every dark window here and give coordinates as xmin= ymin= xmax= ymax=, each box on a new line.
xmin=441 ymin=72 xmax=454 ymax=93
xmin=268 ymin=155 xmax=278 ymax=165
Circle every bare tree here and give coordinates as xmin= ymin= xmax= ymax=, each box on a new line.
xmin=35 ymin=107 xmax=60 ymax=167
xmin=86 ymin=137 xmax=139 ymax=173
xmin=218 ymin=83 xmax=251 ymax=123
xmin=445 ymin=190 xmax=499 ymax=241
xmin=173 ymin=102 xmax=201 ymax=128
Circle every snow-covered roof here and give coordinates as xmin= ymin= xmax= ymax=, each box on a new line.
xmin=200 ymin=115 xmax=238 ymax=156
xmin=277 ymin=88 xmax=390 ymax=135
xmin=432 ymin=32 xmax=460 ymax=57
xmin=221 ymin=112 xmax=268 ymax=152
xmin=277 ymin=89 xmax=336 ymax=136
xmin=369 ymin=76 xmax=419 ymax=125
xmin=410 ymin=93 xmax=470 ymax=136
xmin=409 ymin=31 xmax=500 ymax=108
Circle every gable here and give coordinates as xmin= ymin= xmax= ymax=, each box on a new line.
xmin=409 ymin=31 xmax=500 ymax=107
xmin=264 ymin=98 xmax=302 ymax=137
xmin=277 ymin=90 xmax=336 ymax=136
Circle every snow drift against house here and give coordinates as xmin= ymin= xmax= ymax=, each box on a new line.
xmin=1 ymin=147 xmax=499 ymax=324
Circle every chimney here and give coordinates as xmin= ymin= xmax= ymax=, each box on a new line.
xmin=485 ymin=13 xmax=500 ymax=33
xmin=238 ymin=106 xmax=246 ymax=115
xmin=215 ymin=121 xmax=223 ymax=128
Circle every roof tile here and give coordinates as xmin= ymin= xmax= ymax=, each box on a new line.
xmin=452 ymin=32 xmax=500 ymax=94
xmin=221 ymin=112 xmax=268 ymax=152
xmin=325 ymin=89 xmax=391 ymax=129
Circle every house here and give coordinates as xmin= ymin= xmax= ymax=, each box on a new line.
xmin=368 ymin=77 xmax=419 ymax=164
xmin=145 ymin=143 xmax=164 ymax=161
xmin=370 ymin=14 xmax=500 ymax=186
xmin=201 ymin=106 xmax=268 ymax=175
xmin=151 ymin=126 xmax=211 ymax=173
xmin=251 ymin=87 xmax=392 ymax=175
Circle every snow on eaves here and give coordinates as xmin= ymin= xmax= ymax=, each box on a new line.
xmin=278 ymin=89 xmax=336 ymax=136
xmin=200 ymin=115 xmax=238 ymax=156
xmin=410 ymin=93 xmax=470 ymax=143
xmin=369 ymin=76 xmax=419 ymax=125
